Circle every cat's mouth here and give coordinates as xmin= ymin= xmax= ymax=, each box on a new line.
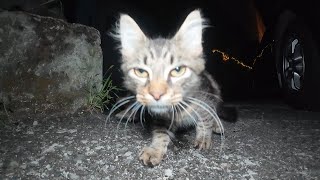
xmin=147 ymin=105 xmax=170 ymax=114
xmin=136 ymin=91 xmax=183 ymax=114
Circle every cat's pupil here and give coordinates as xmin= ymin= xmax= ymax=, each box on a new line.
xmin=138 ymin=68 xmax=145 ymax=73
xmin=175 ymin=67 xmax=181 ymax=72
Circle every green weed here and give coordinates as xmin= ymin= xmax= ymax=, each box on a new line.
xmin=86 ymin=73 xmax=120 ymax=113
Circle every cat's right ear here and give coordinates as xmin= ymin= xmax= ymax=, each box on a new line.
xmin=112 ymin=14 xmax=147 ymax=58
xmin=173 ymin=10 xmax=205 ymax=57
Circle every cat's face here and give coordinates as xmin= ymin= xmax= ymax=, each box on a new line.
xmin=114 ymin=10 xmax=206 ymax=114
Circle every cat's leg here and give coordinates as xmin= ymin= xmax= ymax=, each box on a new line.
xmin=212 ymin=121 xmax=222 ymax=134
xmin=194 ymin=119 xmax=214 ymax=150
xmin=139 ymin=128 xmax=171 ymax=166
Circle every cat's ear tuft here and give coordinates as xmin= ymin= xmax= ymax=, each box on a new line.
xmin=113 ymin=14 xmax=147 ymax=57
xmin=173 ymin=10 xmax=206 ymax=57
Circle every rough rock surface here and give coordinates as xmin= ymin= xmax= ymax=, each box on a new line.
xmin=0 ymin=10 xmax=102 ymax=115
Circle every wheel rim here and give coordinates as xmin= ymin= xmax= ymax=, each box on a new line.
xmin=282 ymin=35 xmax=305 ymax=91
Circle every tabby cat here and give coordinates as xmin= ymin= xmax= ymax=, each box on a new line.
xmin=108 ymin=10 xmax=236 ymax=166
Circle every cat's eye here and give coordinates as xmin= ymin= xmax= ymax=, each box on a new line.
xmin=170 ymin=66 xmax=187 ymax=77
xmin=134 ymin=68 xmax=149 ymax=78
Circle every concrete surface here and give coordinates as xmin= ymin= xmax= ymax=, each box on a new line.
xmin=1 ymin=101 xmax=320 ymax=179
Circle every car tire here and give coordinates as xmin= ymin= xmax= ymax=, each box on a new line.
xmin=275 ymin=17 xmax=320 ymax=110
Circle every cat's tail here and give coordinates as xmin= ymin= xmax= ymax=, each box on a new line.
xmin=217 ymin=105 xmax=238 ymax=122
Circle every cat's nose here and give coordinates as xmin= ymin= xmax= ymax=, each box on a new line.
xmin=148 ymin=80 xmax=168 ymax=101
xmin=150 ymin=92 xmax=164 ymax=101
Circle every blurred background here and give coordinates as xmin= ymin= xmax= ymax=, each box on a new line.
xmin=1 ymin=0 xmax=320 ymax=109
xmin=62 ymin=0 xmax=265 ymax=100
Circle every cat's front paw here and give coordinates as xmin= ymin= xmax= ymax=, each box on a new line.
xmin=139 ymin=147 xmax=164 ymax=166
xmin=194 ymin=137 xmax=212 ymax=150
xmin=213 ymin=125 xmax=222 ymax=134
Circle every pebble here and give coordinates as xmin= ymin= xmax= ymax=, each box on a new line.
xmin=9 ymin=161 xmax=19 ymax=168
xmin=33 ymin=121 xmax=38 ymax=126
xmin=124 ymin=151 xmax=132 ymax=157
xmin=179 ymin=167 xmax=188 ymax=174
xmin=69 ymin=172 xmax=80 ymax=180
xmin=164 ymin=169 xmax=173 ymax=179
xmin=20 ymin=164 xmax=27 ymax=169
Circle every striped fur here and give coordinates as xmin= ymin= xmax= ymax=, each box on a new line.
xmin=109 ymin=10 xmax=226 ymax=166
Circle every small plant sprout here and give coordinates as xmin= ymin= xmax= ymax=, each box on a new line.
xmin=86 ymin=72 xmax=120 ymax=113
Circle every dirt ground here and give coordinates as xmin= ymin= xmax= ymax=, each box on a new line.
xmin=1 ymin=101 xmax=320 ymax=179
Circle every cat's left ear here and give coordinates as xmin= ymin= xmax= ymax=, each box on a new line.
xmin=115 ymin=14 xmax=147 ymax=58
xmin=173 ymin=10 xmax=205 ymax=57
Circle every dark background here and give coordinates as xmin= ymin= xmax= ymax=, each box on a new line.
xmin=0 ymin=0 xmax=280 ymax=100
xmin=62 ymin=0 xmax=269 ymax=100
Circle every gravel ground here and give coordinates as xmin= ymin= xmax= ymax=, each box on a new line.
xmin=1 ymin=101 xmax=320 ymax=179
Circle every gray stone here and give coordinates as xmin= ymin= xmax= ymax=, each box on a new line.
xmin=0 ymin=10 xmax=102 ymax=115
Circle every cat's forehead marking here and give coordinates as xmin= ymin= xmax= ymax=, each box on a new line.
xmin=149 ymin=49 xmax=155 ymax=60
xmin=149 ymin=38 xmax=169 ymax=58
xmin=163 ymin=51 xmax=168 ymax=60
xmin=143 ymin=56 xmax=147 ymax=65
xmin=170 ymin=55 xmax=174 ymax=65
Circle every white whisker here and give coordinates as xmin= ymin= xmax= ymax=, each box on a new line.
xmin=125 ymin=104 xmax=142 ymax=130
xmin=106 ymin=96 xmax=135 ymax=120
xmin=168 ymin=105 xmax=175 ymax=131
xmin=187 ymin=97 xmax=224 ymax=136
xmin=188 ymin=91 xmax=222 ymax=101
xmin=140 ymin=105 xmax=146 ymax=129
xmin=177 ymin=102 xmax=197 ymax=127
xmin=175 ymin=103 xmax=183 ymax=119
xmin=186 ymin=97 xmax=226 ymax=153
xmin=180 ymin=101 xmax=207 ymax=145
xmin=105 ymin=96 xmax=135 ymax=128
xmin=117 ymin=101 xmax=139 ymax=131
xmin=131 ymin=104 xmax=141 ymax=124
